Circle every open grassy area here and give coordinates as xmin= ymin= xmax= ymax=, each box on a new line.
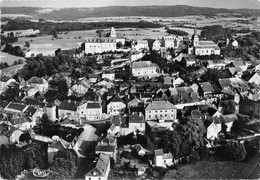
xmin=0 ymin=51 xmax=25 ymax=65
xmin=164 ymin=160 xmax=255 ymax=179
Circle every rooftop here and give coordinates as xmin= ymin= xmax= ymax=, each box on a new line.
xmin=132 ymin=61 xmax=157 ymax=69
xmin=146 ymin=101 xmax=176 ymax=111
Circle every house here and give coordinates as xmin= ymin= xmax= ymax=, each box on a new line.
xmin=78 ymin=101 xmax=102 ymax=121
xmin=69 ymin=79 xmax=90 ymax=96
xmin=161 ymin=35 xmax=182 ymax=49
xmin=9 ymin=115 xmax=33 ymax=130
xmin=132 ymin=144 xmax=150 ymax=156
xmin=95 ymin=134 xmax=117 ymax=160
xmin=45 ymin=102 xmax=57 ymax=121
xmin=132 ymin=61 xmax=158 ymax=77
xmin=107 ymin=95 xmax=126 ymax=116
xmin=206 ymin=117 xmax=222 ymax=140
xmin=249 ymin=72 xmax=260 ymax=85
xmin=48 ymin=138 xmax=70 ymax=164
xmin=188 ymin=28 xmax=220 ymax=56
xmin=0 ymin=76 xmax=16 ymax=94
xmin=4 ymin=102 xmax=29 ymax=114
xmin=128 ymin=112 xmax=145 ymax=134
xmin=85 ymin=153 xmax=110 ymax=180
xmin=229 ymin=60 xmax=248 ymax=72
xmin=85 ymin=37 xmax=116 ymax=54
xmin=133 ymin=40 xmax=149 ymax=51
xmin=219 ymin=114 xmax=238 ymax=132
xmin=145 ymin=100 xmax=177 ymax=121
xmin=0 ymin=124 xmax=16 ymax=145
xmin=27 ymin=76 xmax=48 ymax=93
xmin=124 ymin=95 xmax=143 ymax=114
xmin=129 ymin=51 xmax=145 ymax=62
xmin=198 ymin=82 xmax=215 ymax=98
xmin=154 ymin=149 xmax=173 ymax=167
xmin=102 ymin=71 xmax=115 ymax=81
xmin=207 ymin=60 xmax=227 ymax=69
xmin=95 ymin=79 xmax=114 ymax=89
xmin=58 ymin=100 xmax=80 ymax=120
xmin=152 ymin=40 xmax=161 ymax=50
xmin=88 ymin=74 xmax=99 ymax=83
xmin=174 ymin=77 xmax=184 ymax=87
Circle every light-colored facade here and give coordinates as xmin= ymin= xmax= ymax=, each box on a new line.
xmin=132 ymin=61 xmax=157 ymax=77
xmin=102 ymin=72 xmax=115 ymax=81
xmin=78 ymin=102 xmax=102 ymax=121
xmin=27 ymin=77 xmax=49 ymax=93
xmin=107 ymin=101 xmax=126 ymax=116
xmin=145 ymin=101 xmax=177 ymax=121
xmin=161 ymin=35 xmax=182 ymax=49
xmin=134 ymin=40 xmax=149 ymax=51
xmin=85 ymin=37 xmax=116 ymax=54
xmin=152 ymin=40 xmax=161 ymax=50
xmin=188 ymin=29 xmax=220 ymax=56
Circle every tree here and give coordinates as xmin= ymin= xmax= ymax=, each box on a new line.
xmin=177 ymin=117 xmax=206 ymax=156
xmin=116 ymin=42 xmax=123 ymax=48
xmin=158 ymin=130 xmax=181 ymax=158
xmin=220 ymin=141 xmax=247 ymax=162
xmin=25 ymin=41 xmax=30 ymax=48
xmin=49 ymin=149 xmax=78 ymax=179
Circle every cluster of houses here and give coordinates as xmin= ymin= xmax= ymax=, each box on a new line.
xmin=1 ymin=26 xmax=259 ymax=180
xmin=84 ymin=27 xmax=183 ymax=54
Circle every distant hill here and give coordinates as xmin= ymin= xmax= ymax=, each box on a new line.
xmin=2 ymin=5 xmax=260 ymax=21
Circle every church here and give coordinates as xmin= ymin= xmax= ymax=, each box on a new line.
xmin=188 ymin=28 xmax=221 ymax=56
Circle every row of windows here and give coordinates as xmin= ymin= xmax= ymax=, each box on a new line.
xmin=148 ymin=114 xmax=174 ymax=118
xmin=88 ymin=44 xmax=116 ymax=48
xmin=148 ymin=110 xmax=174 ymax=113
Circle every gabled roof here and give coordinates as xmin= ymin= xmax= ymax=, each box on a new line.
xmin=27 ymin=77 xmax=47 ymax=84
xmin=132 ymin=61 xmax=157 ymax=69
xmin=59 ymin=100 xmax=80 ymax=111
xmin=199 ymin=82 xmax=214 ymax=93
xmin=146 ymin=101 xmax=176 ymax=110
xmin=5 ymin=103 xmax=27 ymax=112
xmin=49 ymin=139 xmax=70 ymax=149
xmin=95 ymin=145 xmax=115 ymax=152
xmin=24 ymin=98 xmax=45 ymax=107
xmin=220 ymin=114 xmax=238 ymax=123
xmin=87 ymin=102 xmax=101 ymax=109
xmin=154 ymin=149 xmax=163 ymax=156
xmin=163 ymin=152 xmax=173 ymax=159
xmin=86 ymin=153 xmax=110 ymax=177
xmin=107 ymin=95 xmax=125 ymax=105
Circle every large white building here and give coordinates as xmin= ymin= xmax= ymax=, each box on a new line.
xmin=145 ymin=100 xmax=177 ymax=121
xmin=133 ymin=40 xmax=149 ymax=51
xmin=132 ymin=61 xmax=158 ymax=77
xmin=109 ymin=27 xmax=125 ymax=45
xmin=161 ymin=35 xmax=182 ymax=49
xmin=85 ymin=37 xmax=116 ymax=54
xmin=188 ymin=28 xmax=221 ymax=56
xmin=152 ymin=40 xmax=161 ymax=50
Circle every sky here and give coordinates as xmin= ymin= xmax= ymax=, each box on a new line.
xmin=1 ymin=0 xmax=260 ymax=9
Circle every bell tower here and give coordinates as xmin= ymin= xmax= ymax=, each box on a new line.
xmin=193 ymin=27 xmax=199 ymax=47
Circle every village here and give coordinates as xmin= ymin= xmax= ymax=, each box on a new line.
xmin=1 ymin=22 xmax=260 ymax=179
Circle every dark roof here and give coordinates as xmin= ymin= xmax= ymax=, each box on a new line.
xmin=0 ymin=76 xmax=11 ymax=82
xmin=108 ymin=95 xmax=125 ymax=104
xmin=24 ymin=98 xmax=45 ymax=107
xmin=46 ymin=102 xmax=56 ymax=108
xmin=191 ymin=110 xmax=204 ymax=120
xmin=83 ymin=91 xmax=98 ymax=101
xmin=59 ymin=100 xmax=80 ymax=111
xmin=96 ymin=145 xmax=115 ymax=152
xmin=24 ymin=106 xmax=37 ymax=116
xmin=199 ymin=82 xmax=214 ymax=93
xmin=5 ymin=103 xmax=27 ymax=111
xmin=87 ymin=102 xmax=101 ymax=109
xmin=220 ymin=114 xmax=238 ymax=123
xmin=9 ymin=116 xmax=31 ymax=125
xmin=49 ymin=139 xmax=70 ymax=149
xmin=154 ymin=149 xmax=163 ymax=156
xmin=27 ymin=77 xmax=46 ymax=84
xmin=86 ymin=153 xmax=110 ymax=177
xmin=0 ymin=101 xmax=9 ymax=109
xmin=129 ymin=112 xmax=145 ymax=124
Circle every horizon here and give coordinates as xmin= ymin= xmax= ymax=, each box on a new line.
xmin=1 ymin=0 xmax=260 ymax=9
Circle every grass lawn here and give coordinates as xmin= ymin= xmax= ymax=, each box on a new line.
xmin=164 ymin=160 xmax=254 ymax=179
xmin=0 ymin=51 xmax=25 ymax=65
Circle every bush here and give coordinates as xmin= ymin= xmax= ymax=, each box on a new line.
xmin=220 ymin=141 xmax=247 ymax=162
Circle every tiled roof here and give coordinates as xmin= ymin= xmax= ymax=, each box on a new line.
xmin=154 ymin=149 xmax=163 ymax=156
xmin=146 ymin=101 xmax=176 ymax=110
xmin=220 ymin=114 xmax=238 ymax=123
xmin=49 ymin=139 xmax=70 ymax=149
xmin=132 ymin=61 xmax=157 ymax=69
xmin=59 ymin=100 xmax=80 ymax=111
xmin=163 ymin=152 xmax=173 ymax=159
xmin=199 ymin=82 xmax=214 ymax=93
xmin=111 ymin=115 xmax=121 ymax=126
xmin=24 ymin=98 xmax=45 ymax=107
xmin=87 ymin=102 xmax=101 ymax=109
xmin=0 ymin=76 xmax=11 ymax=82
xmin=86 ymin=153 xmax=110 ymax=177
xmin=5 ymin=103 xmax=27 ymax=111
xmin=9 ymin=116 xmax=31 ymax=125
xmin=198 ymin=41 xmax=217 ymax=46
xmin=0 ymin=101 xmax=9 ymax=109
xmin=108 ymin=95 xmax=125 ymax=104
xmin=24 ymin=106 xmax=37 ymax=116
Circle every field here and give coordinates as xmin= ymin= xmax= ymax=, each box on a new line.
xmin=13 ymin=27 xmax=193 ymax=56
xmin=164 ymin=160 xmax=255 ymax=179
xmin=0 ymin=51 xmax=25 ymax=65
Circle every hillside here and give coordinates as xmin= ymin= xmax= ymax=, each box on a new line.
xmin=2 ymin=6 xmax=260 ymax=21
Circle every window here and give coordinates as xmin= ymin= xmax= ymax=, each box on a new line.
xmin=149 ymin=115 xmax=151 ymax=119
xmin=160 ymin=114 xmax=162 ymax=118
xmin=171 ymin=110 xmax=173 ymax=112
xmin=165 ymin=114 xmax=167 ymax=117
xmin=155 ymin=111 xmax=157 ymax=113
xmin=89 ymin=178 xmax=91 ymax=180
xmin=165 ymin=110 xmax=167 ymax=112
xmin=160 ymin=110 xmax=162 ymax=112
xmin=149 ymin=111 xmax=151 ymax=113
xmin=155 ymin=115 xmax=157 ymax=118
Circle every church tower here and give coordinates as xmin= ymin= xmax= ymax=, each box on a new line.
xmin=110 ymin=27 xmax=117 ymax=38
xmin=192 ymin=27 xmax=199 ymax=47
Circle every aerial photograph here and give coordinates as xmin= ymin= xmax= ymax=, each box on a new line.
xmin=0 ymin=0 xmax=260 ymax=179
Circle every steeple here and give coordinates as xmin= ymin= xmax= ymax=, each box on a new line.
xmin=192 ymin=26 xmax=199 ymax=47
xmin=110 ymin=27 xmax=117 ymax=38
